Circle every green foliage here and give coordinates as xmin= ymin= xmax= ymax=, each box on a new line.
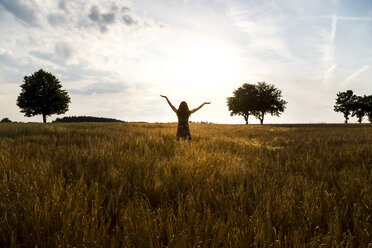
xmin=0 ymin=118 xmax=11 ymax=123
xmin=16 ymin=69 xmax=71 ymax=123
xmin=363 ymin=95 xmax=372 ymax=123
xmin=335 ymin=91 xmax=372 ymax=123
xmin=226 ymin=83 xmax=257 ymax=124
xmin=351 ymin=96 xmax=368 ymax=123
xmin=334 ymin=90 xmax=357 ymax=123
xmin=227 ymin=82 xmax=287 ymax=124
xmin=252 ymin=82 xmax=287 ymax=124
xmin=0 ymin=123 xmax=371 ymax=247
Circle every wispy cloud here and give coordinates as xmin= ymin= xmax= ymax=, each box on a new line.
xmin=340 ymin=65 xmax=370 ymax=88
xmin=321 ymin=12 xmax=338 ymax=86
xmin=310 ymin=15 xmax=372 ymax=21
xmin=330 ymin=15 xmax=337 ymax=43
xmin=0 ymin=0 xmax=39 ymax=26
xmin=323 ymin=14 xmax=337 ymax=62
xmin=226 ymin=1 xmax=293 ymax=60
xmin=69 ymin=82 xmax=127 ymax=95
xmin=323 ymin=64 xmax=337 ymax=84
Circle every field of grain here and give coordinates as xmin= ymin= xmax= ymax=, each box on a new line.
xmin=0 ymin=122 xmax=371 ymax=247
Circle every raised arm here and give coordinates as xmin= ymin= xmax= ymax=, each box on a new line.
xmin=160 ymin=95 xmax=177 ymax=113
xmin=190 ymin=102 xmax=211 ymax=114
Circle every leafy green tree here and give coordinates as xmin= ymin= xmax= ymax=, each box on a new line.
xmin=334 ymin=90 xmax=357 ymax=123
xmin=17 ymin=69 xmax=71 ymax=123
xmin=252 ymin=82 xmax=287 ymax=124
xmin=227 ymin=83 xmax=258 ymax=124
xmin=363 ymin=95 xmax=372 ymax=123
xmin=227 ymin=82 xmax=287 ymax=124
xmin=351 ymin=96 xmax=367 ymax=123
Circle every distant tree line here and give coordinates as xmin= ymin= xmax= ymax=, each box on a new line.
xmin=53 ymin=116 xmax=125 ymax=123
xmin=1 ymin=118 xmax=12 ymax=123
xmin=334 ymin=90 xmax=372 ymax=123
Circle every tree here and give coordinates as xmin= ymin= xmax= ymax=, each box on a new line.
xmin=227 ymin=82 xmax=287 ymax=124
xmin=17 ymin=69 xmax=71 ymax=123
xmin=227 ymin=83 xmax=258 ymax=124
xmin=351 ymin=95 xmax=367 ymax=123
xmin=334 ymin=90 xmax=357 ymax=123
xmin=1 ymin=118 xmax=12 ymax=123
xmin=251 ymin=82 xmax=287 ymax=124
xmin=363 ymin=95 xmax=372 ymax=123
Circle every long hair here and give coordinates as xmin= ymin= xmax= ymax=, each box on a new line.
xmin=177 ymin=101 xmax=190 ymax=120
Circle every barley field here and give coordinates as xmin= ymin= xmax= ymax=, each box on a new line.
xmin=0 ymin=122 xmax=371 ymax=247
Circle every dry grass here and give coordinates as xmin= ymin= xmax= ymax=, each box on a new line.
xmin=0 ymin=122 xmax=371 ymax=247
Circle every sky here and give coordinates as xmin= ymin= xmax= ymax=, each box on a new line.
xmin=0 ymin=0 xmax=371 ymax=124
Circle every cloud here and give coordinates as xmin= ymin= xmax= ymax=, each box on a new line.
xmin=87 ymin=3 xmax=139 ymax=33
xmin=337 ymin=16 xmax=372 ymax=21
xmin=309 ymin=15 xmax=372 ymax=21
xmin=30 ymin=42 xmax=73 ymax=65
xmin=58 ymin=0 xmax=67 ymax=11
xmin=47 ymin=13 xmax=66 ymax=26
xmin=88 ymin=5 xmax=100 ymax=22
xmin=29 ymin=46 xmax=116 ymax=83
xmin=122 ymin=15 xmax=136 ymax=25
xmin=69 ymin=82 xmax=127 ymax=95
xmin=0 ymin=49 xmax=39 ymax=84
xmin=0 ymin=0 xmax=39 ymax=26
xmin=0 ymin=48 xmax=31 ymax=70
xmin=323 ymin=64 xmax=337 ymax=84
xmin=322 ymin=14 xmax=337 ymax=63
xmin=102 ymin=13 xmax=115 ymax=24
xmin=44 ymin=1 xmax=162 ymax=34
xmin=55 ymin=42 xmax=72 ymax=60
xmin=226 ymin=1 xmax=293 ymax=60
xmin=340 ymin=65 xmax=370 ymax=88
xmin=330 ymin=15 xmax=337 ymax=43
xmin=121 ymin=6 xmax=130 ymax=12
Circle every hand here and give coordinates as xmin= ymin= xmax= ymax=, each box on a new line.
xmin=204 ymin=102 xmax=211 ymax=104
xmin=160 ymin=95 xmax=167 ymax=99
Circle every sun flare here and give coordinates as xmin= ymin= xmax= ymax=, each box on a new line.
xmin=169 ymin=39 xmax=237 ymax=87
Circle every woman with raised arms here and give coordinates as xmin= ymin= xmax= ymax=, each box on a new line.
xmin=161 ymin=95 xmax=210 ymax=140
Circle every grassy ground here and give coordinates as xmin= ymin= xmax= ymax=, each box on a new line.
xmin=0 ymin=122 xmax=371 ymax=247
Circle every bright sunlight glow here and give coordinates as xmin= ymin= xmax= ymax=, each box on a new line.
xmin=168 ymin=39 xmax=237 ymax=89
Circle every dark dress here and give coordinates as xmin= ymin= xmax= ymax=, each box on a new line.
xmin=177 ymin=118 xmax=191 ymax=140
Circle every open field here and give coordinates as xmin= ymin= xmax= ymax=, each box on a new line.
xmin=0 ymin=122 xmax=371 ymax=247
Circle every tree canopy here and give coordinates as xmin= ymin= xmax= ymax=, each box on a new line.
xmin=351 ymin=96 xmax=367 ymax=123
xmin=226 ymin=83 xmax=257 ymax=124
xmin=17 ymin=69 xmax=71 ymax=123
xmin=334 ymin=90 xmax=372 ymax=123
xmin=363 ymin=95 xmax=372 ymax=123
xmin=333 ymin=90 xmax=357 ymax=124
xmin=227 ymin=82 xmax=287 ymax=124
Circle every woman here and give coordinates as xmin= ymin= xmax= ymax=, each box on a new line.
xmin=161 ymin=95 xmax=210 ymax=140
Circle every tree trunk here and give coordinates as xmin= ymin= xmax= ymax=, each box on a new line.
xmin=244 ymin=115 xmax=249 ymax=125
xmin=42 ymin=114 xmax=46 ymax=123
xmin=260 ymin=112 xmax=264 ymax=125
